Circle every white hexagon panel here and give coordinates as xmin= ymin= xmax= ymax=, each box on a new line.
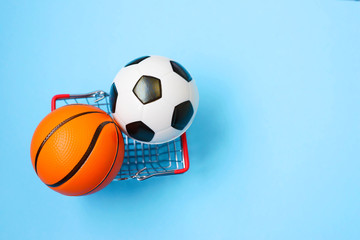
xmin=110 ymin=56 xmax=199 ymax=144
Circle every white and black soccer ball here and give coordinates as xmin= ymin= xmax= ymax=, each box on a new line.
xmin=109 ymin=56 xmax=199 ymax=144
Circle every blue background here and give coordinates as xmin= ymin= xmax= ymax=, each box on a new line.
xmin=1 ymin=0 xmax=360 ymax=239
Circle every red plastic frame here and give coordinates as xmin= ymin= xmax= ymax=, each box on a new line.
xmin=51 ymin=94 xmax=190 ymax=176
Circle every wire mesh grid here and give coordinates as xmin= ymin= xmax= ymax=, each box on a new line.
xmin=52 ymin=90 xmax=187 ymax=181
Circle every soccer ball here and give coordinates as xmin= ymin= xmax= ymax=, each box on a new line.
xmin=109 ymin=56 xmax=199 ymax=144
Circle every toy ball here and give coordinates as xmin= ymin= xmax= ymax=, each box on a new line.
xmin=109 ymin=55 xmax=199 ymax=144
xmin=30 ymin=104 xmax=124 ymax=196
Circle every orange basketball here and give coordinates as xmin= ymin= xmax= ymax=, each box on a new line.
xmin=30 ymin=104 xmax=124 ymax=196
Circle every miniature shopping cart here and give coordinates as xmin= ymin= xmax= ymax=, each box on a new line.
xmin=51 ymin=90 xmax=189 ymax=181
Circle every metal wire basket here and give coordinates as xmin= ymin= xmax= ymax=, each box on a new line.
xmin=51 ymin=90 xmax=189 ymax=181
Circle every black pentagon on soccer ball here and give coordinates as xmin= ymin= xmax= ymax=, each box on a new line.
xmin=109 ymin=83 xmax=118 ymax=113
xmin=125 ymin=56 xmax=150 ymax=67
xmin=133 ymin=75 xmax=162 ymax=104
xmin=126 ymin=121 xmax=155 ymax=142
xmin=170 ymin=60 xmax=192 ymax=82
xmin=171 ymin=100 xmax=194 ymax=130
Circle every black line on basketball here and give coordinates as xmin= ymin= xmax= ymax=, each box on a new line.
xmin=47 ymin=121 xmax=113 ymax=188
xmin=34 ymin=111 xmax=104 ymax=174
xmin=82 ymin=122 xmax=121 ymax=195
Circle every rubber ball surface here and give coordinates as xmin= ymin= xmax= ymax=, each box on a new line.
xmin=30 ymin=104 xmax=124 ymax=196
